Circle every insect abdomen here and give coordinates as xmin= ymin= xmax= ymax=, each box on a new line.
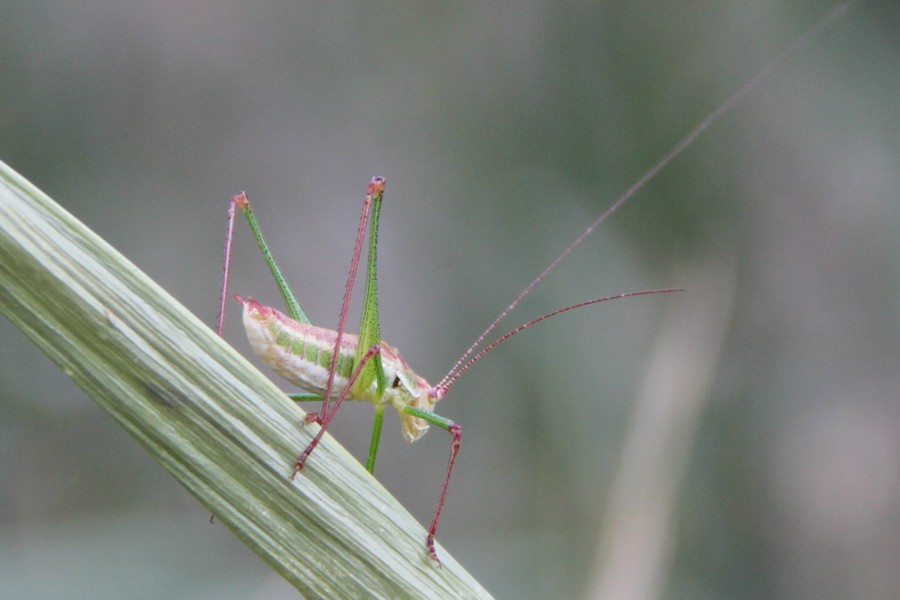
xmin=240 ymin=297 xmax=360 ymax=396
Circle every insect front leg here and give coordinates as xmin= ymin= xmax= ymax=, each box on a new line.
xmin=400 ymin=405 xmax=462 ymax=565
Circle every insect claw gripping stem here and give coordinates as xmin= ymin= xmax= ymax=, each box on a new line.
xmin=302 ymin=413 xmax=322 ymax=425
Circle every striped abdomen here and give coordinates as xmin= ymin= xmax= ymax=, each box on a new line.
xmin=238 ymin=296 xmax=439 ymax=441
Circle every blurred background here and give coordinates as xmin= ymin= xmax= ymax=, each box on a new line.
xmin=2 ymin=1 xmax=898 ymax=598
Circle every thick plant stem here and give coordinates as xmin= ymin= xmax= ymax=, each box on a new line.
xmin=0 ymin=160 xmax=491 ymax=600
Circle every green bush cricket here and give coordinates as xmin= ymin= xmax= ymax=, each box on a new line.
xmin=217 ymin=178 xmax=679 ymax=563
xmin=215 ymin=0 xmax=858 ymax=564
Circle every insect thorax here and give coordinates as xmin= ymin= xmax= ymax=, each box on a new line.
xmin=239 ymin=297 xmax=438 ymax=441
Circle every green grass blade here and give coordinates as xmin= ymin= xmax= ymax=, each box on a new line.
xmin=0 ymin=160 xmax=492 ymax=600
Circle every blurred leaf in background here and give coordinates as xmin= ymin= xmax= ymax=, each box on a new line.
xmin=1 ymin=1 xmax=898 ymax=598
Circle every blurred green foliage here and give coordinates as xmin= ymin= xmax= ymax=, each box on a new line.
xmin=1 ymin=1 xmax=898 ymax=598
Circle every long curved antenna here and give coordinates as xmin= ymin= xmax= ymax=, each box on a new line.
xmin=438 ymin=0 xmax=857 ymax=389
xmin=439 ymin=288 xmax=683 ymax=393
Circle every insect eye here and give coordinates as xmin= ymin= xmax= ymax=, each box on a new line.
xmin=392 ymin=376 xmax=401 ymax=389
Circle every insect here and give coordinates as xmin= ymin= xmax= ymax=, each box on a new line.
xmin=216 ymin=177 xmax=679 ymax=563
xmin=215 ymin=0 xmax=857 ymax=564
